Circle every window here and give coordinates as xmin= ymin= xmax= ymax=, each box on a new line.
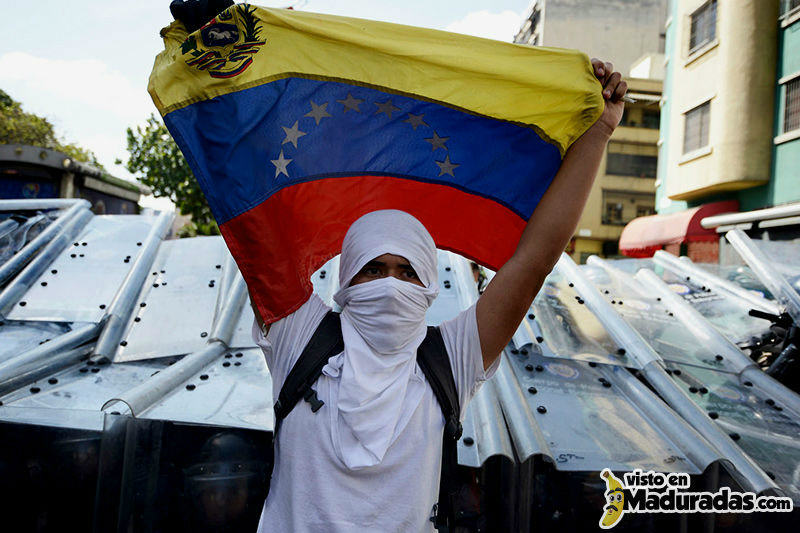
xmin=642 ymin=109 xmax=661 ymax=129
xmin=683 ymin=101 xmax=711 ymax=153
xmin=602 ymin=190 xmax=654 ymax=226
xmin=637 ymin=205 xmax=655 ymax=217
xmin=606 ymin=142 xmax=658 ymax=178
xmin=780 ymin=0 xmax=800 ymax=17
xmin=619 ymin=108 xmax=660 ymax=130
xmin=606 ymin=153 xmax=658 ymax=178
xmin=689 ymin=1 xmax=716 ymax=54
xmin=784 ymin=77 xmax=800 ymax=134
xmin=606 ymin=202 xmax=624 ymax=224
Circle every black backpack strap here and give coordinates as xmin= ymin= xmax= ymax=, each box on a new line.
xmin=273 ymin=311 xmax=343 ymax=439
xmin=416 ymin=326 xmax=462 ymax=530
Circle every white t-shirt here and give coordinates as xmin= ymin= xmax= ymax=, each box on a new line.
xmin=251 ymin=294 xmax=496 ymax=533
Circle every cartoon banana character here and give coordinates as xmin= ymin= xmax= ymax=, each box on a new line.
xmin=599 ymin=468 xmax=625 ymax=529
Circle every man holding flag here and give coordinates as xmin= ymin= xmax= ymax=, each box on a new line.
xmin=249 ymin=58 xmax=624 ymax=533
xmin=156 ymin=3 xmax=626 ymax=530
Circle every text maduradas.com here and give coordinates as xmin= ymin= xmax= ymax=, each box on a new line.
xmin=622 ymin=470 xmax=793 ymax=513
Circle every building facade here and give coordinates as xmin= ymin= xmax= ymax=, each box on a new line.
xmin=515 ymin=0 xmax=666 ymax=262
xmin=514 ymin=0 xmax=667 ymax=76
xmin=626 ymin=0 xmax=800 ymax=261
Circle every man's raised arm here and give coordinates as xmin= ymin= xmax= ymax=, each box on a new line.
xmin=476 ymin=59 xmax=627 ymax=370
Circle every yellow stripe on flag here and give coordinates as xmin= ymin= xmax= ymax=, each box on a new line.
xmin=148 ymin=4 xmax=603 ymax=154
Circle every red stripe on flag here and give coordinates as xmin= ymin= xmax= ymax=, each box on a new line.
xmin=221 ymin=175 xmax=526 ymax=324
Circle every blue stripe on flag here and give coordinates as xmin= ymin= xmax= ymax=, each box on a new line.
xmin=164 ymin=77 xmax=562 ymax=225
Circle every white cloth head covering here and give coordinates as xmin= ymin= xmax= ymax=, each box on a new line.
xmin=336 ymin=210 xmax=438 ymax=291
xmin=330 ymin=210 xmax=439 ymax=469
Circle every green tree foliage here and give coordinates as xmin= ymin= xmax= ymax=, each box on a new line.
xmin=0 ymin=88 xmax=104 ymax=169
xmin=121 ymin=114 xmax=218 ymax=236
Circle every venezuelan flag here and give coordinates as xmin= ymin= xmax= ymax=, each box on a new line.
xmin=149 ymin=4 xmax=604 ymax=324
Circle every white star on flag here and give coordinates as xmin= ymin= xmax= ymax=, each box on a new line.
xmin=404 ymin=113 xmax=428 ymax=130
xmin=337 ymin=93 xmax=364 ymax=113
xmin=304 ymin=100 xmax=331 ymax=125
xmin=281 ymin=121 xmax=307 ymax=149
xmin=435 ymin=155 xmax=459 ymax=177
xmin=374 ymin=99 xmax=400 ymax=118
xmin=271 ymin=149 xmax=292 ymax=178
xmin=425 ymin=131 xmax=449 ymax=151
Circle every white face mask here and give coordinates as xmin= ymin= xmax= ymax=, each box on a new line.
xmin=335 ymin=276 xmax=437 ymax=355
xmin=326 ymin=209 xmax=440 ymax=469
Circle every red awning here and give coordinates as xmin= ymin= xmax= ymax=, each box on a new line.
xmin=619 ymin=200 xmax=738 ymax=258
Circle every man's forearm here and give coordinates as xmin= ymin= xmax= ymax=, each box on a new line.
xmin=476 ymin=122 xmax=613 ymax=367
xmin=476 ymin=59 xmax=624 ymax=368
xmin=513 ymin=122 xmax=613 ymax=279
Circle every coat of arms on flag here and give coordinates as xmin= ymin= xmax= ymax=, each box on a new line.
xmin=176 ymin=3 xmax=265 ymax=78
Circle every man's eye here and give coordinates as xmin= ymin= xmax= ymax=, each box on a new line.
xmin=404 ymin=270 xmax=418 ymax=279
xmin=364 ymin=267 xmax=380 ymax=275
